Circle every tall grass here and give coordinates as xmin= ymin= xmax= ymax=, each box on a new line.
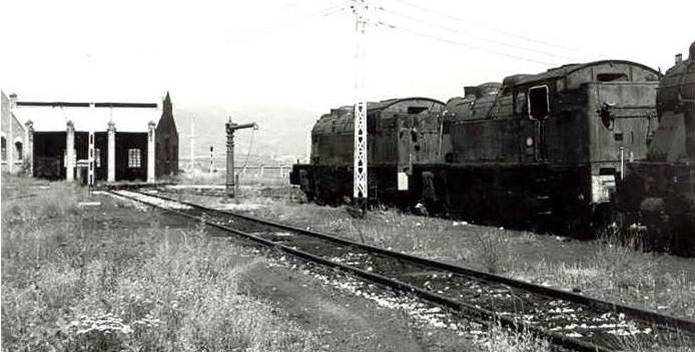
xmin=477 ymin=323 xmax=550 ymax=352
xmin=510 ymin=231 xmax=695 ymax=319
xmin=1 ymin=178 xmax=320 ymax=352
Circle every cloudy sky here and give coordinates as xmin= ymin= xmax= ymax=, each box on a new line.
xmin=2 ymin=0 xmax=694 ymax=115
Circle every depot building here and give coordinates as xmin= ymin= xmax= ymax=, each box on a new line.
xmin=6 ymin=92 xmax=178 ymax=183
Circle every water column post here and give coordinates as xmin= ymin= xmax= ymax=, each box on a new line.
xmin=225 ymin=117 xmax=257 ymax=198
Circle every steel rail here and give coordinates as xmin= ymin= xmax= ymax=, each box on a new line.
xmin=110 ymin=189 xmax=693 ymax=351
xmin=140 ymin=189 xmax=695 ymax=333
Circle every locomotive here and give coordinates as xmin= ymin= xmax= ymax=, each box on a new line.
xmin=616 ymin=42 xmax=695 ymax=255
xmin=291 ymin=97 xmax=448 ymax=204
xmin=291 ymin=59 xmax=662 ymax=234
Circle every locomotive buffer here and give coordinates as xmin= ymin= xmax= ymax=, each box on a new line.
xmin=225 ymin=117 xmax=258 ymax=198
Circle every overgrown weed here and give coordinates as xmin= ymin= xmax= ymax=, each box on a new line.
xmin=1 ymin=178 xmax=320 ymax=352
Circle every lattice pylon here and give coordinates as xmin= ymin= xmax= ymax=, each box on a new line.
xmin=352 ymin=0 xmax=369 ymax=203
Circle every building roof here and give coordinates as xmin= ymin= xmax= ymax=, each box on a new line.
xmin=13 ymin=102 xmax=162 ymax=132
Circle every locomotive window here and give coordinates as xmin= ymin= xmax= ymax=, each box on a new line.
xmin=528 ymin=85 xmax=550 ymax=120
xmin=597 ymin=73 xmax=627 ymax=82
xmin=407 ymin=106 xmax=428 ymax=114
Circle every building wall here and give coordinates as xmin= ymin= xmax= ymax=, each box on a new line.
xmin=115 ymin=132 xmax=148 ymax=181
xmin=1 ymin=91 xmax=27 ymax=173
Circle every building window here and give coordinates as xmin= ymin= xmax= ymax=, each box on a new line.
xmin=15 ymin=141 xmax=23 ymax=160
xmin=128 ymin=148 xmax=141 ymax=168
xmin=1 ymin=137 xmax=6 ymax=161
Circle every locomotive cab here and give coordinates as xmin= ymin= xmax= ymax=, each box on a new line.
xmin=290 ymin=97 xmax=446 ymax=205
xmin=423 ymin=60 xmax=660 ymax=232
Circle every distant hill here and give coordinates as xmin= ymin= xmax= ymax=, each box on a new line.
xmin=173 ymin=104 xmax=320 ymax=166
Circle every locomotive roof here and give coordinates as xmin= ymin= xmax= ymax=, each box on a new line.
xmin=502 ymin=60 xmax=660 ymax=88
xmin=332 ymin=97 xmax=446 ymax=114
xmin=368 ymin=97 xmax=445 ymax=111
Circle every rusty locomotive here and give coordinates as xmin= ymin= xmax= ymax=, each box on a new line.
xmin=616 ymin=42 xmax=695 ymax=255
xmin=291 ymin=59 xmax=662 ymax=234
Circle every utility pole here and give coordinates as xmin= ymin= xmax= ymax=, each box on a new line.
xmin=190 ymin=118 xmax=195 ymax=170
xmin=352 ymin=0 xmax=369 ymax=215
xmin=226 ymin=117 xmax=258 ymax=198
xmin=209 ymin=146 xmax=214 ymax=174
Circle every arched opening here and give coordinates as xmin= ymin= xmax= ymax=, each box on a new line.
xmin=1 ymin=136 xmax=6 ymax=161
xmin=15 ymin=140 xmax=23 ymax=160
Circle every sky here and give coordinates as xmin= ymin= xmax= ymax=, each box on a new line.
xmin=1 ymin=0 xmax=694 ymax=130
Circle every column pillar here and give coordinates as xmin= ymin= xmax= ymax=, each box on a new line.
xmin=66 ymin=121 xmax=75 ymax=182
xmin=88 ymin=131 xmax=95 ymax=187
xmin=24 ymin=121 xmax=34 ymax=176
xmin=147 ymin=121 xmax=156 ymax=183
xmin=107 ymin=121 xmax=116 ymax=182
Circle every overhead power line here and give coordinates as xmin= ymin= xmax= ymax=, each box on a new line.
xmin=375 ymin=20 xmax=558 ymax=66
xmin=384 ymin=0 xmax=599 ymax=57
xmin=250 ymin=1 xmax=351 ymax=38
xmin=377 ymin=6 xmax=571 ymax=62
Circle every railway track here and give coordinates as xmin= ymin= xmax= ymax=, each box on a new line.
xmin=109 ymin=188 xmax=695 ymax=352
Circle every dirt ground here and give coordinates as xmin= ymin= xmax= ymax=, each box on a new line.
xmin=93 ymin=191 xmax=495 ymax=351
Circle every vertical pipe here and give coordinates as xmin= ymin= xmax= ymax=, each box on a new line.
xmin=620 ymin=147 xmax=625 ymax=180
